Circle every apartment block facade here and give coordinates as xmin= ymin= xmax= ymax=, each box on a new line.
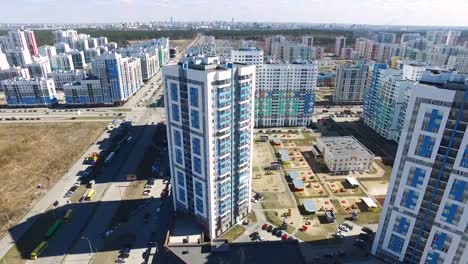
xmin=372 ymin=70 xmax=468 ymax=264
xmin=163 ymin=56 xmax=255 ymax=238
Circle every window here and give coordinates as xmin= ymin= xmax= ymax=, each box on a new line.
xmin=174 ymin=130 xmax=182 ymax=147
xmin=172 ymin=103 xmax=180 ymax=122
xmin=196 ymin=197 xmax=204 ymax=214
xmin=192 ymin=137 xmax=201 ymax=156
xmin=177 ymin=171 xmax=185 ymax=187
xmin=194 ymin=181 xmax=203 ymax=197
xmin=190 ymin=87 xmax=199 ymax=107
xmin=170 ymin=83 xmax=178 ymax=102
xmin=177 ymin=186 xmax=186 ymax=203
xmin=175 ymin=149 xmax=183 ymax=165
xmin=193 ymin=157 xmax=202 ymax=174
xmin=191 ymin=110 xmax=199 ymax=129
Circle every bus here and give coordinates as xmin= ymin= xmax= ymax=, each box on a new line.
xmin=63 ymin=209 xmax=73 ymax=222
xmin=85 ymin=189 xmax=96 ymax=201
xmin=104 ymin=152 xmax=115 ymax=165
xmin=45 ymin=219 xmax=63 ymax=238
xmin=30 ymin=241 xmax=48 ymax=260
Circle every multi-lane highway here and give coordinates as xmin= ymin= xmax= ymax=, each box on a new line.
xmin=0 ymin=35 xmax=203 ymax=264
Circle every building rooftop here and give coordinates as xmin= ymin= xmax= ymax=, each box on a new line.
xmin=317 ymin=136 xmax=374 ymax=158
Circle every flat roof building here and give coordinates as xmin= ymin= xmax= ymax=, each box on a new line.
xmin=316 ymin=136 xmax=374 ymax=172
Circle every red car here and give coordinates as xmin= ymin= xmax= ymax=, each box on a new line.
xmin=262 ymin=224 xmax=269 ymax=230
xmin=282 ymin=234 xmax=289 ymax=240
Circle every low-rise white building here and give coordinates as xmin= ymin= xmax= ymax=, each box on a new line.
xmin=402 ymin=63 xmax=426 ymax=81
xmin=316 ymin=136 xmax=374 ymax=172
xmin=1 ymin=77 xmax=57 ymax=106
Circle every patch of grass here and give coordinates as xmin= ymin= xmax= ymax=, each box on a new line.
xmin=264 ymin=211 xmax=295 ymax=234
xmin=108 ymin=108 xmax=132 ymax=112
xmin=246 ymin=212 xmax=257 ymax=223
xmin=219 ymin=225 xmax=246 ymax=242
xmin=0 ymin=122 xmax=106 ymax=237
xmin=354 ymin=212 xmax=381 ymax=225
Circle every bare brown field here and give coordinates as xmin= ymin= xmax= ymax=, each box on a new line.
xmin=0 ymin=122 xmax=106 ymax=236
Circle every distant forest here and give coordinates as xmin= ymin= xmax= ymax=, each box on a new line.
xmin=0 ymin=28 xmax=466 ymax=48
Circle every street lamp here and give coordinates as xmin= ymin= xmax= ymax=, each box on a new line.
xmin=81 ymin=236 xmax=94 ymax=261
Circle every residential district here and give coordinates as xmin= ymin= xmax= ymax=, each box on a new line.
xmin=0 ymin=26 xmax=467 ymax=264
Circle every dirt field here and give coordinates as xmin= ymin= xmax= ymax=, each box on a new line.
xmin=0 ymin=122 xmax=105 ymax=236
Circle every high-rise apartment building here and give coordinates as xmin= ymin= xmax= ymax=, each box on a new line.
xmin=265 ymin=35 xmax=286 ymax=55
xmin=54 ymin=42 xmax=71 ymax=54
xmin=271 ymin=42 xmax=311 ymax=62
xmin=372 ymin=70 xmax=468 ymax=264
xmin=50 ymin=53 xmax=74 ymax=71
xmin=27 ymin=56 xmax=51 ymax=78
xmin=5 ymin=48 xmax=32 ymax=66
xmin=91 ymin=52 xmax=143 ymax=103
xmin=255 ymin=61 xmax=317 ymax=127
xmin=335 ymin=36 xmax=346 ymax=56
xmin=364 ymin=64 xmax=411 ymax=143
xmin=38 ymin=45 xmax=57 ymax=61
xmin=447 ymin=55 xmax=468 ymax=73
xmin=301 ymin=35 xmax=314 ymax=48
xmin=0 ymin=50 xmax=9 ymax=70
xmin=333 ymin=63 xmax=369 ymax=104
xmin=69 ymin=50 xmax=86 ymax=69
xmin=230 ymin=48 xmax=264 ymax=65
xmin=163 ymin=56 xmax=255 ymax=238
xmin=445 ymin=30 xmax=461 ymax=47
xmin=377 ymin=32 xmax=397 ymax=44
xmin=120 ymin=46 xmax=160 ymax=80
xmin=1 ymin=77 xmax=57 ymax=106
xmin=24 ymin=29 xmax=38 ymax=56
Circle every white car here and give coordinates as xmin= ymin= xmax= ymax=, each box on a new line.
xmin=339 ymin=225 xmax=349 ymax=232
xmin=335 ymin=231 xmax=344 ymax=238
xmin=104 ymin=229 xmax=114 ymax=237
xmin=142 ymin=190 xmax=151 ymax=196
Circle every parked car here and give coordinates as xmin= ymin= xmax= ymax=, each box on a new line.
xmin=362 ymin=227 xmax=373 ymax=234
xmin=339 ymin=224 xmax=349 ymax=232
xmin=334 ymin=231 xmax=344 ymax=239
xmin=343 ymin=223 xmax=353 ymax=230
xmin=276 ymin=230 xmax=283 ymax=237
xmin=242 ymin=219 xmax=249 ymax=225
xmin=249 ymin=232 xmax=259 ymax=238
xmin=281 ymin=234 xmax=289 ymax=240
xmin=262 ymin=223 xmax=269 ymax=230
xmin=272 ymin=228 xmax=280 ymax=235
xmin=267 ymin=225 xmax=273 ymax=232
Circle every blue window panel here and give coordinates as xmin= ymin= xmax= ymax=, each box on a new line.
xmin=431 ymin=232 xmax=447 ymax=251
xmin=401 ymin=189 xmax=418 ymax=210
xmin=175 ymin=149 xmax=183 ymax=165
xmin=425 ymin=109 xmax=443 ymax=133
xmin=177 ymin=186 xmax=186 ymax=203
xmin=170 ymin=83 xmax=178 ymax=102
xmin=417 ymin=135 xmax=435 ymax=158
xmin=426 ymin=252 xmax=440 ymax=264
xmin=396 ymin=217 xmax=410 ymax=235
xmin=190 ymin=87 xmax=198 ymax=107
xmin=174 ymin=130 xmax=182 ymax=147
xmin=193 ymin=157 xmax=202 ymax=174
xmin=172 ymin=103 xmax=180 ymax=122
xmin=410 ymin=168 xmax=425 ymax=188
xmin=460 ymin=148 xmax=468 ymax=168
xmin=177 ymin=171 xmax=185 ymax=187
xmin=191 ymin=110 xmax=200 ymax=129
xmin=389 ymin=234 xmax=405 ymax=254
xmin=192 ymin=138 xmax=201 ymax=156
xmin=449 ymin=180 xmax=467 ymax=202
xmin=441 ymin=203 xmax=458 ymax=224
xmin=196 ymin=197 xmax=204 ymax=214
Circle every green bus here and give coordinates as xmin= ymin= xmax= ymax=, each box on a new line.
xmin=45 ymin=219 xmax=63 ymax=238
xmin=30 ymin=241 xmax=48 ymax=260
xmin=63 ymin=209 xmax=73 ymax=222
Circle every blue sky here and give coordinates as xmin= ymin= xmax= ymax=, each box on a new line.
xmin=1 ymin=0 xmax=467 ymax=26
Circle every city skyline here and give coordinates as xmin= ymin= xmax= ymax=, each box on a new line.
xmin=1 ymin=0 xmax=468 ymax=27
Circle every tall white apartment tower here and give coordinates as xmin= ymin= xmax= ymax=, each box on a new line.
xmin=163 ymin=56 xmax=255 ymax=238
xmin=335 ymin=36 xmax=346 ymax=56
xmin=372 ymin=70 xmax=468 ymax=264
